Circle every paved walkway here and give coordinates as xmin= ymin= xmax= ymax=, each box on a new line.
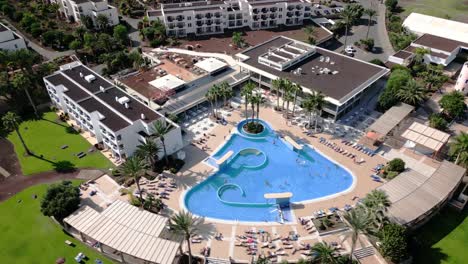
xmin=152 ymin=47 xmax=238 ymax=66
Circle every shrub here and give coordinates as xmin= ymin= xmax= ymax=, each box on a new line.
xmin=378 ymin=223 xmax=409 ymax=263
xmin=385 ymin=171 xmax=399 ymax=180
xmin=360 ymin=38 xmax=375 ymax=51
xmin=387 ymin=158 xmax=405 ymax=173
xmin=377 ymin=69 xmax=412 ymax=111
xmin=369 ymin=59 xmax=385 ymax=66
xmin=429 ymin=114 xmax=448 ymax=131
xmin=439 ymin=91 xmax=466 ymax=119
xmin=385 ymin=0 xmax=398 ymax=12
xmin=40 ymin=181 xmax=80 ymax=221
xmin=123 ymin=177 xmax=135 ymax=187
xmin=130 ymin=194 xmax=142 ymax=207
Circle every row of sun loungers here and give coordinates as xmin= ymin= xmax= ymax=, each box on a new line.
xmin=341 ymin=140 xmax=376 ymax=157
xmin=319 ymin=137 xmax=357 ymax=159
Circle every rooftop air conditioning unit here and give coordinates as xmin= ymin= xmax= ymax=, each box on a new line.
xmin=85 ymin=74 xmax=96 ymax=83
xmin=124 ymin=103 xmax=129 ymax=109
xmin=79 ymin=72 xmax=83 ymax=77
xmin=141 ymin=113 xmax=146 ymax=120
xmin=100 ymin=86 xmax=105 ymax=93
xmin=118 ymin=96 xmax=130 ymax=105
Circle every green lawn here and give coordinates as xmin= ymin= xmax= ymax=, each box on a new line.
xmin=400 ymin=0 xmax=468 ymax=23
xmin=7 ymin=111 xmax=113 ymax=175
xmin=0 ymin=181 xmax=114 ymax=264
xmin=413 ymin=207 xmax=468 ymax=264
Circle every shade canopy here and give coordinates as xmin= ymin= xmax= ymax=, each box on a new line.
xmin=401 ymin=122 xmax=449 ymax=152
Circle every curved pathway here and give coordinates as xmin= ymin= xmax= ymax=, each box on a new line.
xmin=0 ymin=139 xmax=97 ymax=202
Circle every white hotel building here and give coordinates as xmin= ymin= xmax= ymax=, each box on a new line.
xmin=0 ymin=22 xmax=27 ymax=51
xmin=44 ymin=62 xmax=184 ymax=161
xmin=51 ymin=0 xmax=119 ymax=27
xmin=148 ymin=0 xmax=313 ymax=37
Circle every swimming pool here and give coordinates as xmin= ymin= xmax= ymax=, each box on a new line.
xmin=184 ymin=119 xmax=355 ymax=222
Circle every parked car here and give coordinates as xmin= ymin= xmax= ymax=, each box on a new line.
xmin=324 ymin=10 xmax=331 ymax=15
xmin=314 ymin=10 xmax=321 ymax=16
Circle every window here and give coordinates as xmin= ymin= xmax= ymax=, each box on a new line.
xmin=187 ymin=16 xmax=191 ymax=20
xmin=188 ymin=23 xmax=192 ymax=27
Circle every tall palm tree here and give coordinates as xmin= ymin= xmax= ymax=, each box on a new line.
xmin=311 ymin=242 xmax=338 ymax=264
xmin=151 ymin=120 xmax=171 ymax=165
xmin=134 ymin=140 xmax=161 ymax=172
xmin=205 ymin=89 xmax=216 ymax=117
xmin=291 ymin=83 xmax=302 ymax=117
xmin=342 ymin=207 xmax=374 ymax=263
xmin=218 ymin=81 xmax=232 ymax=107
xmin=313 ymin=91 xmax=325 ymax=132
xmin=96 ymin=14 xmax=109 ymax=30
xmin=250 ymin=92 xmax=264 ymax=124
xmin=2 ymin=111 xmax=31 ymax=155
xmin=450 ymin=132 xmax=468 ymax=168
xmin=303 ymin=93 xmax=317 ymax=129
xmin=12 ymin=71 xmax=38 ymax=117
xmin=303 ymin=26 xmax=317 ymax=45
xmin=272 ymin=78 xmax=285 ymax=110
xmin=210 ymin=84 xmax=220 ymax=116
xmin=232 ymin=32 xmax=244 ymax=48
xmin=284 ymin=89 xmax=294 ymax=119
xmin=362 ymin=190 xmax=391 ymax=231
xmin=364 ymin=8 xmax=377 ymax=39
xmin=122 ymin=156 xmax=146 ymax=202
xmin=340 ymin=7 xmax=355 ymax=50
xmin=169 ymin=211 xmax=201 ymax=264
xmin=397 ymin=79 xmax=426 ymax=106
xmin=241 ymin=82 xmax=255 ymax=121
xmin=282 ymin=79 xmax=292 ymax=110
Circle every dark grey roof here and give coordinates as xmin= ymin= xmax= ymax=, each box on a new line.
xmin=62 ymin=65 xmax=114 ymax=94
xmin=413 ymin=34 xmax=468 ymax=53
xmin=239 ymin=36 xmax=388 ymax=102
xmin=96 ymin=87 xmax=161 ymax=124
xmin=79 ymin=97 xmax=130 ymax=131
xmin=392 ymin=50 xmax=413 ymax=60
xmin=45 ymin=73 xmax=90 ymax=101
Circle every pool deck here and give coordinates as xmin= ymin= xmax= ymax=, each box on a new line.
xmin=143 ymin=104 xmax=387 ymax=262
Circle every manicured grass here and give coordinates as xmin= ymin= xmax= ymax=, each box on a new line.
xmin=400 ymin=0 xmax=468 ymax=23
xmin=0 ymin=181 xmax=114 ymax=264
xmin=413 ymin=207 xmax=468 ymax=264
xmin=7 ymin=111 xmax=113 ymax=175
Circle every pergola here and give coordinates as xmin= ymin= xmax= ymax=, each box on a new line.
xmin=64 ymin=201 xmax=180 ymax=264
xmin=401 ymin=122 xmax=450 ymax=155
xmin=367 ymin=103 xmax=414 ymax=137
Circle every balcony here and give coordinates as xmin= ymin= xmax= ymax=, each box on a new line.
xmin=196 ymin=21 xmax=203 ymax=26
xmin=215 ymin=26 xmax=222 ymax=32
xmin=253 ymin=9 xmax=259 ymax=14
xmin=236 ymin=20 xmax=242 ymax=26
xmin=176 ymin=15 xmax=184 ymax=21
xmin=261 ymin=14 xmax=267 ymax=20
xmin=287 ymin=6 xmax=294 ymax=11
xmin=261 ymin=8 xmax=268 ymax=13
xmin=261 ymin=21 xmax=268 ymax=27
xmin=253 ymin=15 xmax=259 ymax=21
xmin=296 ymin=5 xmax=303 ymax=10
xmin=228 ymin=21 xmax=235 ymax=27
xmin=177 ymin=23 xmax=185 ymax=28
xmin=287 ymin=12 xmax=293 ymax=17
xmin=206 ymin=20 xmax=213 ymax=25
xmin=295 ymin=11 xmax=302 ymax=16
xmin=270 ymin=7 xmax=277 ymax=12
xmin=228 ymin=15 xmax=235 ymax=20
xmin=269 ymin=14 xmax=276 ymax=19
xmin=196 ymin=14 xmax=202 ymax=19
xmin=215 ymin=13 xmax=221 ymax=18
xmin=205 ymin=13 xmax=212 ymax=19
xmin=305 ymin=6 xmax=311 ymax=11
xmin=236 ymin=14 xmax=242 ymax=19
xmin=215 ymin=19 xmax=221 ymax=24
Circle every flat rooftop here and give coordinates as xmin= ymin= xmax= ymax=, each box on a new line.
xmin=239 ymin=36 xmax=389 ymax=103
xmin=403 ymin=13 xmax=468 ymax=44
xmin=412 ymin=34 xmax=468 ymax=53
xmin=45 ymin=62 xmax=163 ymax=132
xmin=392 ymin=50 xmax=413 ymax=60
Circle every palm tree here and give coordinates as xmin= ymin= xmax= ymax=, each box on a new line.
xmin=205 ymin=89 xmax=216 ymax=117
xmin=12 ymin=72 xmax=38 ymax=117
xmin=96 ymin=14 xmax=109 ymax=30
xmin=218 ymin=81 xmax=232 ymax=107
xmin=313 ymin=91 xmax=325 ymax=132
xmin=413 ymin=47 xmax=430 ymax=64
xmin=397 ymin=79 xmax=426 ymax=106
xmin=364 ymin=8 xmax=377 ymax=39
xmin=122 ymin=156 xmax=146 ymax=202
xmin=291 ymin=83 xmax=302 ymax=117
xmin=210 ymin=84 xmax=220 ymax=116
xmin=169 ymin=211 xmax=201 ymax=264
xmin=134 ymin=140 xmax=161 ymax=172
xmin=151 ymin=120 xmax=171 ymax=165
xmin=282 ymin=79 xmax=292 ymax=110
xmin=232 ymin=32 xmax=244 ymax=48
xmin=341 ymin=8 xmax=354 ymax=50
xmin=250 ymin=93 xmax=264 ymax=124
xmin=362 ymin=190 xmax=391 ymax=231
xmin=284 ymin=89 xmax=294 ymax=119
xmin=241 ymin=82 xmax=255 ymax=121
xmin=272 ymin=78 xmax=285 ymax=110
xmin=311 ymin=242 xmax=338 ymax=264
xmin=342 ymin=207 xmax=374 ymax=263
xmin=303 ymin=26 xmax=317 ymax=45
xmin=2 ymin=111 xmax=30 ymax=155
xmin=450 ymin=132 xmax=468 ymax=167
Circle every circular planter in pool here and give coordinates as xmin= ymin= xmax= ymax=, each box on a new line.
xmin=238 ymin=119 xmax=270 ymax=138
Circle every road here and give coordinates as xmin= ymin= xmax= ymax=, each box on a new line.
xmin=335 ymin=0 xmax=394 ymax=62
xmin=2 ymin=21 xmax=74 ymax=61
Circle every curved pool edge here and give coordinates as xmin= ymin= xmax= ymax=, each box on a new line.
xmin=181 ymin=119 xmax=358 ymax=223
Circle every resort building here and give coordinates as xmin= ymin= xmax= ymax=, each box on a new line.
xmin=147 ymin=0 xmax=325 ymax=38
xmin=0 ymin=22 xmax=27 ymax=51
xmin=116 ymin=52 xmax=250 ymax=115
xmin=455 ymin=62 xmax=468 ymax=94
xmin=403 ymin=13 xmax=468 ymax=44
xmin=51 ymin=0 xmax=119 ymax=27
xmin=236 ymin=36 xmax=390 ymax=120
xmin=43 ymin=61 xmax=184 ymax=161
xmin=387 ymin=33 xmax=468 ymax=67
xmin=64 ymin=200 xmax=181 ymax=264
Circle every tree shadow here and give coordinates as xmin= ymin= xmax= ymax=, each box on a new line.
xmin=410 ymin=208 xmax=467 ymax=263
xmin=65 ymin=126 xmax=79 ymax=134
xmin=41 ymin=117 xmax=70 ymax=129
xmin=53 ymin=160 xmax=77 ymax=173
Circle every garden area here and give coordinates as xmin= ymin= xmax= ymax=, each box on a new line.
xmin=399 ymin=0 xmax=468 ymax=23
xmin=0 ymin=181 xmax=113 ymax=264
xmin=412 ymin=207 xmax=468 ymax=264
xmin=5 ymin=111 xmax=113 ymax=175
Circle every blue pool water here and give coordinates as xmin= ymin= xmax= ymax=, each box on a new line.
xmin=184 ymin=119 xmax=354 ymax=222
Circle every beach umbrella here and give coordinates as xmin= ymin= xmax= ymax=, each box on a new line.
xmin=55 ymin=257 xmax=65 ymax=264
